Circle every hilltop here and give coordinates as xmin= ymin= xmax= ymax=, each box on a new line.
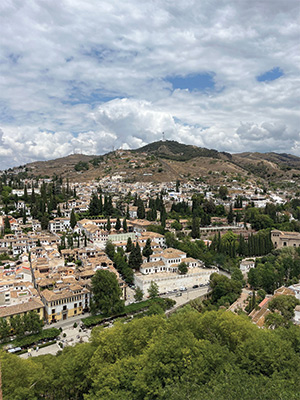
xmin=5 ymin=140 xmax=300 ymax=187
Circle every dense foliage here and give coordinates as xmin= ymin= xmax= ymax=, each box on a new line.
xmin=248 ymin=247 xmax=300 ymax=293
xmin=3 ymin=309 xmax=300 ymax=399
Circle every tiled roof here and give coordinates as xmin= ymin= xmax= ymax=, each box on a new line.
xmin=0 ymin=298 xmax=44 ymax=318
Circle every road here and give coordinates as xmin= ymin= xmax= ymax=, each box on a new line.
xmin=162 ymin=286 xmax=211 ymax=309
xmin=44 ymin=312 xmax=91 ymax=330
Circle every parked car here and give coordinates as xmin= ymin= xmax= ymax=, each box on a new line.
xmin=192 ymin=285 xmax=199 ymax=289
xmin=7 ymin=347 xmax=22 ymax=354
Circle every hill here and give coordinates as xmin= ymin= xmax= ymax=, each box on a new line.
xmin=134 ymin=140 xmax=232 ymax=161
xmin=5 ymin=140 xmax=300 ymax=187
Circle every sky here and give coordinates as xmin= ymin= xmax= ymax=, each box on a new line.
xmin=0 ymin=0 xmax=300 ymax=169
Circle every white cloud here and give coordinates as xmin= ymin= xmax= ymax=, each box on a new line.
xmin=0 ymin=0 xmax=299 ymax=168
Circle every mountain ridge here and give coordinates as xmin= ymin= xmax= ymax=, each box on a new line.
xmin=4 ymin=140 xmax=300 ymax=185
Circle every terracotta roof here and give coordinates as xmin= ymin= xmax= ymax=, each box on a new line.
xmin=0 ymin=299 xmax=44 ymax=318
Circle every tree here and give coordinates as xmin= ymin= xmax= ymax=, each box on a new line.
xmin=219 ymin=186 xmax=228 ymax=200
xmin=115 ymin=217 xmax=121 ymax=232
xmin=267 ymin=295 xmax=300 ymax=324
xmin=227 ymin=205 xmax=234 ymax=224
xmin=126 ymin=237 xmax=134 ymax=253
xmin=0 ymin=318 xmax=10 ymax=340
xmin=176 ymin=179 xmax=180 ymax=192
xmin=4 ymin=216 xmax=11 ymax=234
xmin=90 ymin=269 xmax=125 ymax=316
xmin=89 ymin=193 xmax=101 ymax=216
xmin=191 ymin=216 xmax=200 ymax=239
xmin=22 ymin=207 xmax=27 ymax=224
xmin=107 ymin=216 xmax=111 ymax=231
xmin=129 ymin=243 xmax=143 ymax=270
xmin=142 ymin=238 xmax=153 ymax=261
xmin=134 ymin=287 xmax=144 ymax=302
xmin=178 ymin=262 xmax=188 ymax=275
xmin=105 ymin=241 xmax=115 ymax=261
xmin=148 ymin=281 xmax=159 ymax=298
xmin=137 ymin=198 xmax=145 ymax=219
xmin=171 ymin=220 xmax=182 ymax=231
xmin=70 ymin=209 xmax=77 ymax=229
xmin=122 ymin=218 xmax=127 ymax=233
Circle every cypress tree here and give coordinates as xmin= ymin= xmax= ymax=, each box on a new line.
xmin=123 ymin=218 xmax=127 ymax=233
xmin=227 ymin=205 xmax=234 ymax=224
xmin=4 ymin=216 xmax=11 ymax=234
xmin=70 ymin=209 xmax=77 ymax=229
xmin=107 ymin=216 xmax=111 ymax=231
xmin=115 ymin=217 xmax=121 ymax=231
xmin=126 ymin=237 xmax=134 ymax=253
xmin=24 ymin=185 xmax=28 ymax=202
xmin=191 ymin=217 xmax=200 ymax=239
xmin=142 ymin=238 xmax=153 ymax=261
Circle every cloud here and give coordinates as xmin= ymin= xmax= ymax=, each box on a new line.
xmin=0 ymin=0 xmax=299 ymax=168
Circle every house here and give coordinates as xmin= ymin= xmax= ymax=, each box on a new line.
xmin=0 ymin=298 xmax=44 ymax=321
xmin=240 ymin=259 xmax=255 ymax=274
xmin=48 ymin=218 xmax=71 ymax=233
xmin=271 ymin=230 xmax=300 ymax=249
xmin=41 ymin=284 xmax=90 ymax=323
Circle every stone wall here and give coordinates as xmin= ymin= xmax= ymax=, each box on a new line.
xmin=134 ymin=267 xmax=217 ymax=294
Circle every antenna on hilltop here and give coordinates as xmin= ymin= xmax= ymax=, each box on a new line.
xmin=162 ymin=132 xmax=166 ymax=142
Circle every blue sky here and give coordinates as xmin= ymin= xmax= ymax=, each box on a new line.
xmin=167 ymin=73 xmax=215 ymax=92
xmin=0 ymin=0 xmax=299 ymax=168
xmin=257 ymin=67 xmax=284 ymax=82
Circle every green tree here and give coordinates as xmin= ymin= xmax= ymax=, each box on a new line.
xmin=137 ymin=198 xmax=145 ymax=219
xmin=107 ymin=216 xmax=111 ymax=231
xmin=128 ymin=242 xmax=143 ymax=270
xmin=227 ymin=204 xmax=234 ymax=224
xmin=4 ymin=216 xmax=11 ymax=234
xmin=142 ymin=238 xmax=153 ymax=261
xmin=219 ymin=186 xmax=228 ymax=200
xmin=126 ymin=237 xmax=134 ymax=253
xmin=122 ymin=218 xmax=127 ymax=233
xmin=148 ymin=281 xmax=159 ymax=298
xmin=134 ymin=287 xmax=144 ymax=302
xmin=115 ymin=217 xmax=121 ymax=232
xmin=70 ymin=208 xmax=77 ymax=229
xmin=178 ymin=262 xmax=188 ymax=275
xmin=267 ymin=295 xmax=300 ymax=325
xmin=0 ymin=318 xmax=10 ymax=340
xmin=191 ymin=216 xmax=200 ymax=239
xmin=90 ymin=269 xmax=125 ymax=316
xmin=105 ymin=241 xmax=115 ymax=261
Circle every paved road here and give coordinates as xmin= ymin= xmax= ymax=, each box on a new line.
xmin=44 ymin=312 xmax=91 ymax=330
xmin=163 ymin=286 xmax=211 ymax=309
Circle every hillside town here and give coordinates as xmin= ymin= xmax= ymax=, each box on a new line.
xmin=0 ymin=165 xmax=300 ymax=334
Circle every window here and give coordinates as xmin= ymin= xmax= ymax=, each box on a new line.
xmin=74 ymin=303 xmax=77 ymax=308
xmin=63 ymin=305 xmax=67 ymax=311
xmin=79 ymin=302 xmax=82 ymax=307
xmin=52 ymin=309 xmax=55 ymax=314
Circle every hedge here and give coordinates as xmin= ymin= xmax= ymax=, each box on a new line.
xmin=9 ymin=328 xmax=60 ymax=349
xmin=81 ymin=298 xmax=176 ymax=328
